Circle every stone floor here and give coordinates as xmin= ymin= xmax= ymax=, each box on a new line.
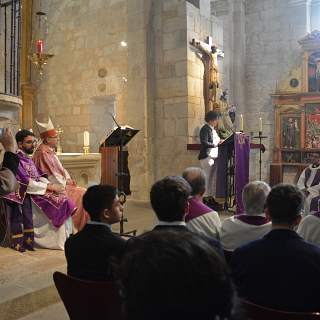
xmin=0 ymin=197 xmax=234 ymax=320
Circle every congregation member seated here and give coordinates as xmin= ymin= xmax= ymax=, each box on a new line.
xmin=3 ymin=130 xmax=76 ymax=251
xmin=65 ymin=185 xmax=126 ymax=281
xmin=143 ymin=175 xmax=224 ymax=259
xmin=182 ymin=167 xmax=221 ymax=239
xmin=0 ymin=126 xmax=19 ymax=196
xmin=33 ymin=117 xmax=89 ymax=231
xmin=297 ymin=210 xmax=320 ymax=247
xmin=115 ymin=229 xmax=238 ymax=320
xmin=220 ymin=181 xmax=271 ymax=251
xmin=232 ymin=183 xmax=320 ymax=312
xmin=297 ymin=151 xmax=320 ymax=216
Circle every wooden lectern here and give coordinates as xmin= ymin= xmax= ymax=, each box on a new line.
xmin=99 ymin=126 xmax=139 ymax=194
xmin=99 ymin=125 xmax=139 ymax=237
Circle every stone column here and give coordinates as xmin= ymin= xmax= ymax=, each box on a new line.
xmin=126 ymin=0 xmax=155 ymax=200
xmin=230 ymin=0 xmax=245 ymax=124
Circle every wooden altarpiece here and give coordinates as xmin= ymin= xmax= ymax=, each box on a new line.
xmin=270 ymin=30 xmax=320 ymax=186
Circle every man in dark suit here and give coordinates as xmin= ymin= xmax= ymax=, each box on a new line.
xmin=146 ymin=175 xmax=224 ymax=259
xmin=232 ymin=183 xmax=320 ymax=313
xmin=65 ymin=185 xmax=126 ymax=281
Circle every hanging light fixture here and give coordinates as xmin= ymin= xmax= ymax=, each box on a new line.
xmin=27 ymin=0 xmax=54 ymax=79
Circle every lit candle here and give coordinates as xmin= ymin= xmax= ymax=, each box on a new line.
xmin=84 ymin=131 xmax=90 ymax=146
xmin=240 ymin=115 xmax=243 ymax=131
xmin=259 ymin=118 xmax=262 ymax=132
xmin=37 ymin=40 xmax=43 ymax=53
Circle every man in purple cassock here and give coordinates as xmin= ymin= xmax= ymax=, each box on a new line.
xmin=297 ymin=151 xmax=320 ymax=217
xmin=3 ymin=130 xmax=76 ymax=252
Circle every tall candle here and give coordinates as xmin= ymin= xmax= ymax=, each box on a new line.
xmin=37 ymin=40 xmax=43 ymax=53
xmin=240 ymin=115 xmax=243 ymax=131
xmin=84 ymin=131 xmax=90 ymax=146
xmin=259 ymin=118 xmax=262 ymax=132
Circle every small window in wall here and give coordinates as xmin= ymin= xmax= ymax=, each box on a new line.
xmin=187 ymin=0 xmax=199 ymax=8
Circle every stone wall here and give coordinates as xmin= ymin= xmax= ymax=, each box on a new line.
xmin=211 ymin=0 xmax=319 ymax=183
xmin=31 ymin=0 xmax=223 ymax=200
xmin=127 ymin=0 xmax=224 ymax=199
xmin=33 ymin=0 xmax=128 ymax=153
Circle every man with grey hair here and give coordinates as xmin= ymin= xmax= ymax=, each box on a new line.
xmin=220 ymin=181 xmax=271 ymax=251
xmin=182 ymin=167 xmax=221 ymax=239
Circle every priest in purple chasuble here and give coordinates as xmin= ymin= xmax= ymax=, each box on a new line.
xmin=33 ymin=118 xmax=89 ymax=232
xmin=3 ymin=130 xmax=76 ymax=252
xmin=297 ymin=151 xmax=320 ymax=217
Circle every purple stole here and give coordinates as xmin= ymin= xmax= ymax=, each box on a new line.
xmin=304 ymin=167 xmax=320 ymax=187
xmin=235 ymin=214 xmax=270 ymax=226
xmin=185 ymin=198 xmax=212 ymax=222
xmin=3 ymin=153 xmax=76 ymax=228
xmin=235 ymin=133 xmax=250 ymax=214
xmin=313 ymin=211 xmax=320 ymax=218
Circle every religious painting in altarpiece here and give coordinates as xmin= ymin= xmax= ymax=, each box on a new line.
xmin=279 ymin=107 xmax=302 ymax=164
xmin=269 ymin=30 xmax=320 ymax=186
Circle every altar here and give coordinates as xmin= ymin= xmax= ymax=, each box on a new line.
xmin=57 ymin=153 xmax=101 ymax=189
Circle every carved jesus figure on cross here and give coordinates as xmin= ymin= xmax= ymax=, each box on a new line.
xmin=192 ymin=36 xmax=221 ymax=113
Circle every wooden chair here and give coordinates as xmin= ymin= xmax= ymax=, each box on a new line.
xmin=239 ymin=298 xmax=320 ymax=320
xmin=223 ymin=249 xmax=233 ymax=267
xmin=53 ymin=271 xmax=122 ymax=320
xmin=0 ymin=199 xmax=11 ymax=247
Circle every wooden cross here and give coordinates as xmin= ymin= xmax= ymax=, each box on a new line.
xmin=192 ymin=36 xmax=221 ymax=114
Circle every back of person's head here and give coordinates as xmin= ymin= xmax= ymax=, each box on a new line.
xmin=205 ymin=110 xmax=219 ymax=123
xmin=182 ymin=167 xmax=205 ymax=196
xmin=266 ymin=183 xmax=304 ymax=225
xmin=150 ymin=175 xmax=191 ymax=222
xmin=242 ymin=181 xmax=271 ymax=215
xmin=115 ymin=229 xmax=237 ymax=320
xmin=16 ymin=129 xmax=35 ymax=143
xmin=82 ymin=184 xmax=118 ymax=221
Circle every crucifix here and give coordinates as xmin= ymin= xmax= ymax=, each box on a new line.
xmin=56 ymin=125 xmax=63 ymax=155
xmin=192 ymin=36 xmax=222 ymax=114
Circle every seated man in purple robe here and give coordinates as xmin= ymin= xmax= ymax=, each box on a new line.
xmin=182 ymin=167 xmax=221 ymax=239
xmin=3 ymin=130 xmax=76 ymax=252
xmin=220 ymin=181 xmax=271 ymax=251
xmin=297 ymin=151 xmax=320 ymax=216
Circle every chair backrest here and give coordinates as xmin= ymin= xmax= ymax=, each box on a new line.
xmin=239 ymin=298 xmax=320 ymax=320
xmin=0 ymin=199 xmax=11 ymax=247
xmin=53 ymin=271 xmax=122 ymax=320
xmin=223 ymin=249 xmax=233 ymax=266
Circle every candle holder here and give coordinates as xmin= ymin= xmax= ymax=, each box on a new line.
xmin=83 ymin=146 xmax=89 ymax=154
xmin=253 ymin=131 xmax=268 ymax=180
xmin=56 ymin=125 xmax=63 ymax=155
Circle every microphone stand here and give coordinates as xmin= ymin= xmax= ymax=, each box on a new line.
xmin=109 ymin=113 xmax=137 ymax=237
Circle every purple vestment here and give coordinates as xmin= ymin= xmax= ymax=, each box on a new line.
xmin=2 ymin=153 xmax=76 ymax=251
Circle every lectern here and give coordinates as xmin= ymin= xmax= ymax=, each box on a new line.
xmin=99 ymin=123 xmax=139 ymax=237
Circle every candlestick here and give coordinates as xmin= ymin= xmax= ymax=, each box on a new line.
xmin=83 ymin=146 xmax=89 ymax=154
xmin=259 ymin=118 xmax=262 ymax=132
xmin=84 ymin=131 xmax=89 ymax=146
xmin=240 ymin=115 xmax=243 ymax=132
xmin=37 ymin=40 xmax=43 ymax=53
